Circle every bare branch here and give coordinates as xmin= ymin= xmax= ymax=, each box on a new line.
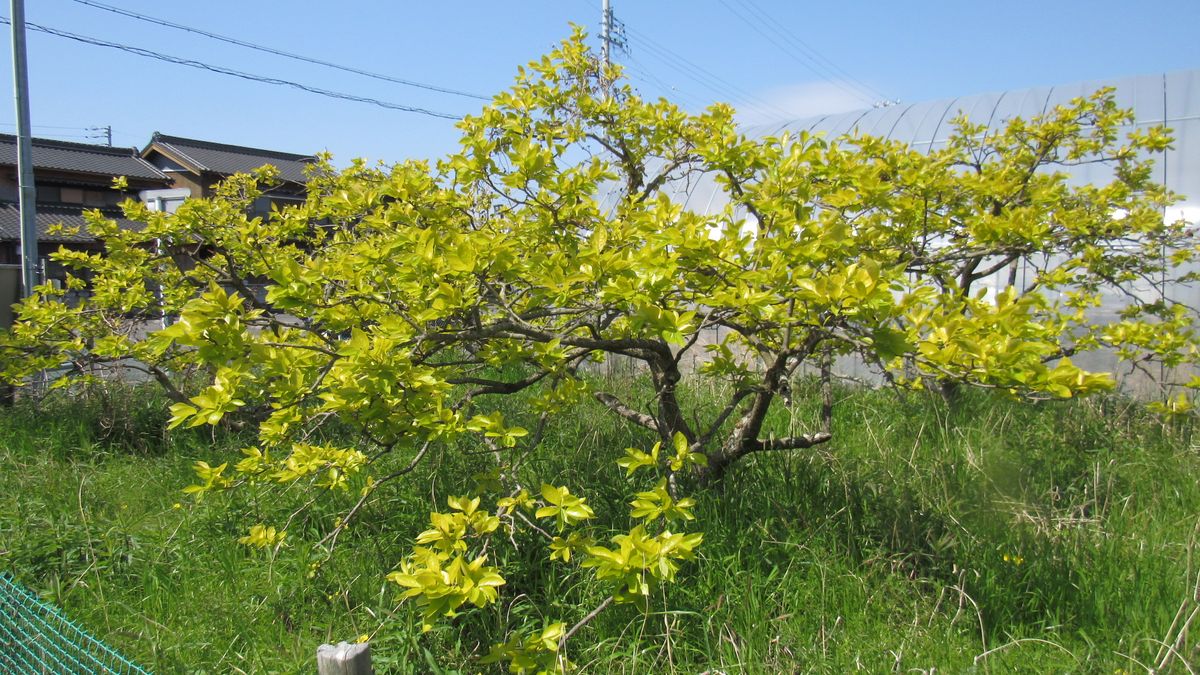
xmin=318 ymin=440 xmax=433 ymax=551
xmin=747 ymin=432 xmax=833 ymax=453
xmin=593 ymin=391 xmax=660 ymax=434
xmin=698 ymin=387 xmax=755 ymax=448
xmin=559 ymin=596 xmax=615 ymax=653
xmin=449 ymin=369 xmax=552 ymax=397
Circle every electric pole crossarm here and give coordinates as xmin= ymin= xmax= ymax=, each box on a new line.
xmin=599 ymin=1 xmax=627 ymax=68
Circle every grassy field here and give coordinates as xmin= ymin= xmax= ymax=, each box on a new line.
xmin=1 ymin=380 xmax=1198 ymax=673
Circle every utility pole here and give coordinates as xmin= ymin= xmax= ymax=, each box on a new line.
xmin=599 ymin=0 xmax=627 ymax=68
xmin=9 ymin=0 xmax=37 ymax=298
xmin=88 ymin=125 xmax=112 ymax=146
xmin=601 ymin=0 xmax=611 ymax=66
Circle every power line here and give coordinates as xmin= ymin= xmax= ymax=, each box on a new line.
xmin=575 ymin=0 xmax=793 ymax=119
xmin=0 ymin=122 xmax=118 ymax=144
xmin=0 ymin=122 xmax=105 ymax=141
xmin=0 ymin=122 xmax=90 ymax=130
xmin=1 ymin=18 xmax=464 ymax=120
xmin=593 ymin=2 xmax=696 ymax=108
xmin=15 ymin=132 xmax=95 ymax=140
xmin=622 ymin=30 xmax=794 ymax=119
xmin=621 ymin=58 xmax=707 ymax=111
xmin=722 ymin=0 xmax=890 ymax=104
xmin=739 ymin=0 xmax=887 ymax=101
xmin=87 ymin=125 xmax=112 ymax=146
xmin=716 ymin=0 xmax=872 ymax=104
xmin=68 ymin=0 xmax=491 ymax=102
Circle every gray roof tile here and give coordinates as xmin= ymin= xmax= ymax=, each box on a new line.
xmin=0 ymin=134 xmax=168 ymax=181
xmin=146 ymin=133 xmax=315 ymax=184
xmin=0 ymin=202 xmax=144 ymax=243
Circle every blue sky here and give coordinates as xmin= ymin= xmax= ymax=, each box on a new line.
xmin=2 ymin=0 xmax=1198 ymax=164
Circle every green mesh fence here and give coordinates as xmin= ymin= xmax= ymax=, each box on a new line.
xmin=0 ymin=573 xmax=151 ymax=674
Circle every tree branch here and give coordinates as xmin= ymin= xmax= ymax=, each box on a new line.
xmin=317 ymin=439 xmax=432 ymax=551
xmin=698 ymin=387 xmax=755 ymax=449
xmin=593 ymin=391 xmax=660 ymax=434
xmin=559 ymin=596 xmax=615 ymax=653
xmin=746 ymin=432 xmax=833 ymax=453
xmin=448 ymin=369 xmax=551 ymax=396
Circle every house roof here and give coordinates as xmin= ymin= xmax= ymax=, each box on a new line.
xmin=0 ymin=134 xmax=168 ymax=181
xmin=0 ymin=202 xmax=143 ymax=243
xmin=143 ymin=132 xmax=315 ymax=184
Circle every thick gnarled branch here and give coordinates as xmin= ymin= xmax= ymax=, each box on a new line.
xmin=592 ymin=391 xmax=659 ymax=434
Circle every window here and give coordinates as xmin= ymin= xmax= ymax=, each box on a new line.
xmin=83 ymin=190 xmax=120 ymax=206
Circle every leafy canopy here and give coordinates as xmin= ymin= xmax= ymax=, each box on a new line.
xmin=1 ymin=29 xmax=1197 ymax=670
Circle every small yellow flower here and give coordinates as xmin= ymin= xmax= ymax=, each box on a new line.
xmin=171 ymin=503 xmax=182 ymax=510
xmin=355 ymin=634 xmax=370 ymax=644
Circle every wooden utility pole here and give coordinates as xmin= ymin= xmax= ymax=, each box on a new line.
xmin=316 ymin=641 xmax=372 ymax=675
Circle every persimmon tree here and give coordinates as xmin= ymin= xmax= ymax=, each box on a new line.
xmin=1 ymin=30 xmax=1197 ymax=668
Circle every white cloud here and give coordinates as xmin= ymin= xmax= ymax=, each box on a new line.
xmin=734 ymin=81 xmax=867 ymax=127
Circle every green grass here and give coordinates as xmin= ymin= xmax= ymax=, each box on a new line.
xmin=1 ymin=381 xmax=1198 ymax=673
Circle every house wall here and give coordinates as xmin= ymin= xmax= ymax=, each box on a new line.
xmin=160 ymin=171 xmax=203 ymax=199
xmin=0 ymin=167 xmax=162 ymax=204
xmin=141 ymin=150 xmax=203 ymax=197
xmin=0 ymin=172 xmax=16 ymax=201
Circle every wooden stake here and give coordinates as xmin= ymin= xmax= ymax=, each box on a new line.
xmin=316 ymin=641 xmax=372 ymax=675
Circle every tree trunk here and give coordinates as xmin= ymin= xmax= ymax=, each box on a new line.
xmin=650 ymin=356 xmax=693 ymax=445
